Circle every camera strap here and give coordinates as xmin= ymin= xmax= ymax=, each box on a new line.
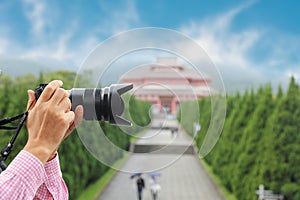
xmin=0 ymin=111 xmax=29 ymax=173
xmin=0 ymin=113 xmax=26 ymax=130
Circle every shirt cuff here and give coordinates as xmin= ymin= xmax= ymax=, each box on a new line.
xmin=44 ymin=153 xmax=68 ymax=199
xmin=44 ymin=153 xmax=62 ymax=179
xmin=6 ymin=150 xmax=47 ymax=195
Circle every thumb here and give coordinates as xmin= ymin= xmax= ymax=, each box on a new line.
xmin=27 ymin=90 xmax=36 ymax=111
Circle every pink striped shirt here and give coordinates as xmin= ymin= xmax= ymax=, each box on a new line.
xmin=0 ymin=150 xmax=68 ymax=200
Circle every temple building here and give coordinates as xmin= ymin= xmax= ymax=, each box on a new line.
xmin=121 ymin=57 xmax=213 ymax=114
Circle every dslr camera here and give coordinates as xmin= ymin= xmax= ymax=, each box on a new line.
xmin=35 ymin=83 xmax=133 ymax=126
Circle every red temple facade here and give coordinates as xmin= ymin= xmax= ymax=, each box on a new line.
xmin=121 ymin=57 xmax=213 ymax=114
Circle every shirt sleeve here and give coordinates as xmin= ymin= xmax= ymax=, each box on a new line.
xmin=0 ymin=150 xmax=47 ymax=199
xmin=34 ymin=153 xmax=68 ymax=200
xmin=0 ymin=150 xmax=69 ymax=200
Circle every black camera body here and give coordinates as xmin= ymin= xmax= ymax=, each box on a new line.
xmin=35 ymin=84 xmax=133 ymax=126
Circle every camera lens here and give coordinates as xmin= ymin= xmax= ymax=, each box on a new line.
xmin=71 ymin=84 xmax=133 ymax=125
xmin=35 ymin=84 xmax=133 ymax=126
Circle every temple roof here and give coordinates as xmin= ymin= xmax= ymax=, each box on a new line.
xmin=120 ymin=58 xmax=211 ymax=81
xmin=130 ymin=84 xmax=214 ymax=96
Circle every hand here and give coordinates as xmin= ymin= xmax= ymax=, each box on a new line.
xmin=23 ymin=80 xmax=83 ymax=164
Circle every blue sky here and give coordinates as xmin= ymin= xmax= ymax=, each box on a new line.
xmin=0 ymin=0 xmax=299 ymax=92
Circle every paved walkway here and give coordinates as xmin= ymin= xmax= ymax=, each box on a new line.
xmin=98 ymin=118 xmax=225 ymax=200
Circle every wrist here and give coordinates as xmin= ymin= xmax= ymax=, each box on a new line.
xmin=23 ymin=144 xmax=52 ymax=164
xmin=47 ymin=151 xmax=58 ymax=162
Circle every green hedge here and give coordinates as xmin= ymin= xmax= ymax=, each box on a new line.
xmin=179 ymin=77 xmax=300 ymax=200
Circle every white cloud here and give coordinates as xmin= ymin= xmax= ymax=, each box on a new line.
xmin=12 ymin=0 xmax=141 ymax=69
xmin=0 ymin=24 xmax=12 ymax=56
xmin=0 ymin=39 xmax=8 ymax=54
xmin=62 ymin=0 xmax=141 ymax=66
xmin=22 ymin=31 xmax=74 ymax=60
xmin=96 ymin=0 xmax=140 ymax=35
xmin=22 ymin=0 xmax=46 ymax=40
xmin=180 ymin=1 xmax=300 ymax=93
xmin=110 ymin=0 xmax=139 ymax=33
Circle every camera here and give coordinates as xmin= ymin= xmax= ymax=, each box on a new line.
xmin=35 ymin=83 xmax=133 ymax=126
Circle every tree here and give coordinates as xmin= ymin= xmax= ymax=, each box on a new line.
xmin=233 ymin=85 xmax=274 ymax=200
xmin=261 ymin=77 xmax=300 ymax=198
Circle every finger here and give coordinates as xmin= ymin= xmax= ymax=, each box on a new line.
xmin=73 ymin=105 xmax=83 ymax=128
xmin=59 ymin=97 xmax=72 ymax=112
xmin=26 ymin=90 xmax=36 ymax=111
xmin=38 ymin=80 xmax=63 ymax=102
xmin=63 ymin=111 xmax=76 ymax=139
xmin=65 ymin=111 xmax=76 ymax=126
xmin=51 ymin=88 xmax=69 ymax=105
xmin=65 ymin=105 xmax=83 ymax=137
